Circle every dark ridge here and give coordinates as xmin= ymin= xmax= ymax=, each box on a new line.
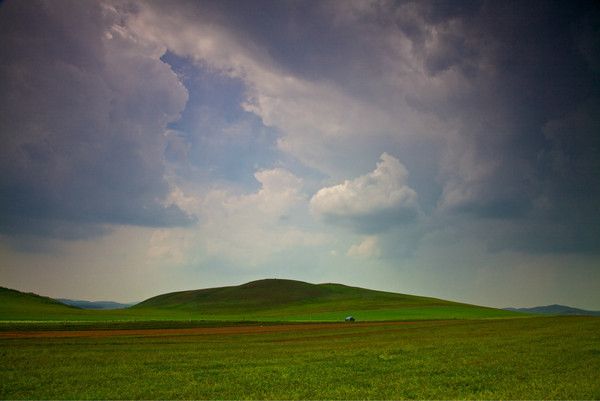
xmin=57 ymin=299 xmax=136 ymax=310
xmin=0 ymin=286 xmax=79 ymax=308
xmin=504 ymin=304 xmax=600 ymax=316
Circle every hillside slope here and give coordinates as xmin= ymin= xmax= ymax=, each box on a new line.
xmin=133 ymin=278 xmax=520 ymax=321
xmin=0 ymin=279 xmax=522 ymax=322
xmin=0 ymin=286 xmax=84 ymax=320
xmin=505 ymin=304 xmax=600 ymax=316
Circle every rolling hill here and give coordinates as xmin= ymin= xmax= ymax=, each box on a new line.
xmin=57 ymin=299 xmax=135 ymax=310
xmin=131 ymin=278 xmax=521 ymax=321
xmin=504 ymin=304 xmax=600 ymax=316
xmin=0 ymin=286 xmax=84 ymax=320
xmin=1 ymin=279 xmax=522 ymax=322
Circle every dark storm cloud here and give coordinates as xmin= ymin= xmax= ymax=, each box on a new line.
xmin=453 ymin=2 xmax=599 ymax=253
xmin=1 ymin=0 xmax=598 ymax=256
xmin=0 ymin=1 xmax=194 ymax=239
xmin=470 ymin=1 xmax=600 ymax=252
xmin=369 ymin=1 xmax=599 ymax=248
xmin=160 ymin=0 xmax=598 ymax=255
xmin=178 ymin=0 xmax=352 ymax=81
xmin=179 ymin=0 xmax=600 ymax=252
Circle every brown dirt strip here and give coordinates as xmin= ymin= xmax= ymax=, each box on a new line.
xmin=0 ymin=321 xmax=421 ymax=339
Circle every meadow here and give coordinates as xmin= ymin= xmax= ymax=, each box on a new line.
xmin=1 ymin=281 xmax=598 ymax=399
xmin=0 ymin=280 xmax=520 ymax=322
xmin=1 ymin=316 xmax=599 ymax=399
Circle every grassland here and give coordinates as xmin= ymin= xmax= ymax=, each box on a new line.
xmin=1 ymin=317 xmax=599 ymax=399
xmin=1 ymin=280 xmax=598 ymax=399
xmin=0 ymin=279 xmax=520 ymax=323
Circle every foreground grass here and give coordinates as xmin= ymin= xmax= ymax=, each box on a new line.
xmin=1 ymin=317 xmax=599 ymax=399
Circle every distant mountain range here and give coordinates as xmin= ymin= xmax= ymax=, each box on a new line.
xmin=504 ymin=304 xmax=600 ymax=316
xmin=57 ymin=299 xmax=136 ymax=310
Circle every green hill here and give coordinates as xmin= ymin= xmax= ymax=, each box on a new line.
xmin=0 ymin=286 xmax=84 ymax=320
xmin=0 ymin=279 xmax=522 ymax=323
xmin=132 ymin=278 xmax=519 ymax=321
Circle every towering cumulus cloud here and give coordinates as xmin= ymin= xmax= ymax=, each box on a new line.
xmin=310 ymin=153 xmax=419 ymax=232
xmin=0 ymin=1 xmax=192 ymax=239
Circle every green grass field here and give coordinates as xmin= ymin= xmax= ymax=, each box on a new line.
xmin=0 ymin=279 xmax=520 ymax=322
xmin=1 ymin=317 xmax=599 ymax=399
xmin=2 ymin=279 xmax=597 ymax=399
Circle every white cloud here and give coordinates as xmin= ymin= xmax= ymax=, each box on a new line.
xmin=149 ymin=168 xmax=331 ymax=267
xmin=198 ymin=168 xmax=326 ymax=265
xmin=347 ymin=236 xmax=381 ymax=258
xmin=147 ymin=228 xmax=191 ymax=265
xmin=310 ymin=153 xmax=419 ymax=231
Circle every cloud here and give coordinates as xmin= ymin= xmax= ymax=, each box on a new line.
xmin=160 ymin=52 xmax=280 ymax=187
xmin=126 ymin=0 xmax=529 ymax=218
xmin=2 ymin=0 xmax=599 ymax=264
xmin=123 ymin=1 xmax=427 ymax=181
xmin=0 ymin=1 xmax=193 ymax=240
xmin=156 ymin=168 xmax=330 ymax=267
xmin=347 ymin=236 xmax=381 ymax=259
xmin=310 ymin=153 xmax=419 ymax=232
xmin=1 ymin=0 xmax=599 ymax=311
xmin=118 ymin=0 xmax=600 ymax=255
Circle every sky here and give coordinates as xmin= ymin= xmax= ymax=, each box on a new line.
xmin=1 ymin=0 xmax=599 ymax=309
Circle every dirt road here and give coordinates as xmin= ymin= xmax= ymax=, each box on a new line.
xmin=0 ymin=321 xmax=420 ymax=339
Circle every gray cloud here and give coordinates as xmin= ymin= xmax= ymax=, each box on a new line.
xmin=310 ymin=153 xmax=419 ymax=233
xmin=0 ymin=1 xmax=193 ymax=240
xmin=1 ymin=0 xmax=599 ymax=258
xmin=144 ymin=0 xmax=600 ymax=254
